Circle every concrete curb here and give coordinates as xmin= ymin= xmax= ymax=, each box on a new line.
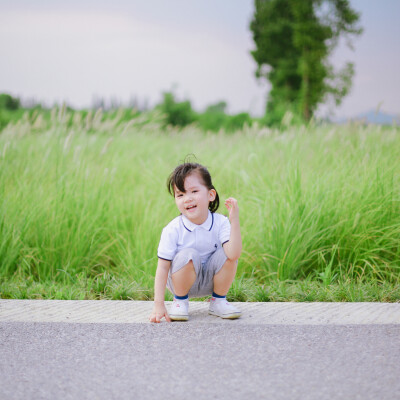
xmin=1 ymin=299 xmax=400 ymax=324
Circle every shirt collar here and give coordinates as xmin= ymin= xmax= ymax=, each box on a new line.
xmin=181 ymin=211 xmax=214 ymax=232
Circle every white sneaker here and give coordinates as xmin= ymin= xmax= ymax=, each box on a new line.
xmin=208 ymin=297 xmax=241 ymax=319
xmin=169 ymin=298 xmax=189 ymax=321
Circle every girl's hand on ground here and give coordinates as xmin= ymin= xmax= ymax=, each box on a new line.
xmin=225 ymin=197 xmax=239 ymax=223
xmin=149 ymin=302 xmax=171 ymax=323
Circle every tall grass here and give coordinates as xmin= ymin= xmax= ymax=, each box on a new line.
xmin=0 ymin=110 xmax=399 ymax=295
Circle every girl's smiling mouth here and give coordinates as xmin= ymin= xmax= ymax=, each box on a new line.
xmin=186 ymin=205 xmax=197 ymax=210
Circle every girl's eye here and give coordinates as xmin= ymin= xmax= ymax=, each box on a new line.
xmin=193 ymin=190 xmax=198 ymax=193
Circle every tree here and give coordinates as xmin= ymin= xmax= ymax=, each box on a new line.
xmin=250 ymin=0 xmax=362 ymax=123
xmin=0 ymin=93 xmax=20 ymax=110
xmin=157 ymin=92 xmax=196 ymax=127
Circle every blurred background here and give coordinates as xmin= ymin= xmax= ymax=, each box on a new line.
xmin=0 ymin=0 xmax=399 ymax=122
xmin=1 ymin=1 xmax=400 ymax=301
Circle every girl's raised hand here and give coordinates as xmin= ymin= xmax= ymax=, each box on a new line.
xmin=225 ymin=197 xmax=239 ymax=222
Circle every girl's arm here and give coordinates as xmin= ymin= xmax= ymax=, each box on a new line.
xmin=149 ymin=258 xmax=172 ymax=323
xmin=222 ymin=197 xmax=242 ymax=261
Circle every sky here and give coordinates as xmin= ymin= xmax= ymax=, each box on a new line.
xmin=0 ymin=0 xmax=399 ymax=118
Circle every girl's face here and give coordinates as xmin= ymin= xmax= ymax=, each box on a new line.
xmin=174 ymin=172 xmax=216 ymax=225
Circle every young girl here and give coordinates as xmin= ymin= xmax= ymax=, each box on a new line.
xmin=149 ymin=161 xmax=242 ymax=323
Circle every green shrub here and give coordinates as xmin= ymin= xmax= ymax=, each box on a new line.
xmin=197 ymin=102 xmax=228 ymax=132
xmin=225 ymin=112 xmax=252 ymax=132
xmin=0 ymin=93 xmax=20 ymax=110
xmin=157 ymin=92 xmax=196 ymax=127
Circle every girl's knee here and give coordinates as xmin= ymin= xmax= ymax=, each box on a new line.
xmin=171 ymin=248 xmax=200 ymax=277
xmin=215 ymin=258 xmax=237 ymax=275
xmin=172 ymin=259 xmax=195 ymax=275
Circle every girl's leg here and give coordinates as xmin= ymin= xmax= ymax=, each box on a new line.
xmin=171 ymin=261 xmax=196 ymax=296
xmin=168 ymin=249 xmax=201 ymax=321
xmin=209 ymin=255 xmax=241 ymax=319
xmin=212 ymin=259 xmax=238 ymax=296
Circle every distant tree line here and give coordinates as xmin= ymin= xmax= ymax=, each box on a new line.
xmin=0 ymin=92 xmax=255 ymax=133
xmin=156 ymin=92 xmax=253 ymax=132
xmin=1 ymin=0 xmax=363 ymax=132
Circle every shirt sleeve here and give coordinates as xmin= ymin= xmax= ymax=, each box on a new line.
xmin=157 ymin=225 xmax=178 ymax=261
xmin=218 ymin=215 xmax=231 ymax=245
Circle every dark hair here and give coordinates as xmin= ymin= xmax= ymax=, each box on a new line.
xmin=167 ymin=162 xmax=220 ymax=213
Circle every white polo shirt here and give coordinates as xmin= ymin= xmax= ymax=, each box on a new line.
xmin=157 ymin=211 xmax=231 ymax=264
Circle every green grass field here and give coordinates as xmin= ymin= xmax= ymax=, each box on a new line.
xmin=1 ymin=109 xmax=399 ymax=301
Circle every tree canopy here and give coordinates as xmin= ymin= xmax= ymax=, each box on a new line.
xmin=0 ymin=93 xmax=20 ymax=111
xmin=250 ymin=0 xmax=362 ymax=124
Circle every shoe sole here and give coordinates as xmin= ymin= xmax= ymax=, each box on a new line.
xmin=208 ymin=310 xmax=241 ymax=319
xmin=169 ymin=314 xmax=189 ymax=321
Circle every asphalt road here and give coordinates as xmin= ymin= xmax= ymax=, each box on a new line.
xmin=1 ymin=322 xmax=399 ymax=400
